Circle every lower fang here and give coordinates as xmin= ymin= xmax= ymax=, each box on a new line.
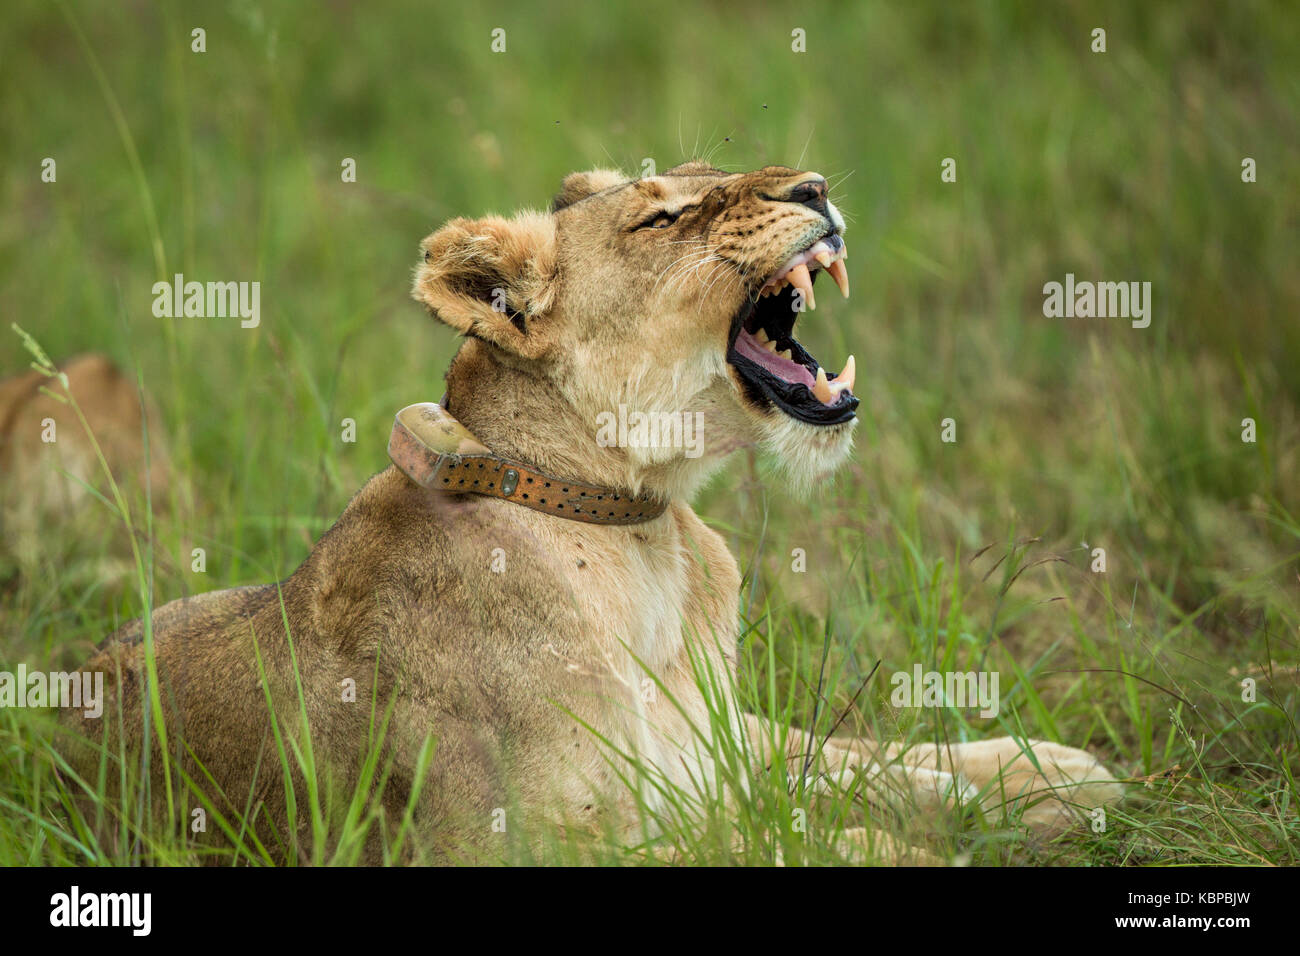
xmin=812 ymin=367 xmax=832 ymax=404
xmin=832 ymin=354 xmax=856 ymax=391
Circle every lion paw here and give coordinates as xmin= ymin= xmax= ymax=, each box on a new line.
xmin=946 ymin=737 xmax=1123 ymax=833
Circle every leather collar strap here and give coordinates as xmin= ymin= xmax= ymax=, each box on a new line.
xmin=388 ymin=403 xmax=668 ymax=526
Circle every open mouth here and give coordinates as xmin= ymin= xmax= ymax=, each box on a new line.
xmin=726 ymin=233 xmax=858 ymax=426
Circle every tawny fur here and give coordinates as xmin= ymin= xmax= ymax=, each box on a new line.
xmin=58 ymin=164 xmax=1122 ymax=863
xmin=1 ymin=354 xmax=169 ymax=589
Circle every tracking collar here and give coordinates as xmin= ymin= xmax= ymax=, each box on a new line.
xmin=388 ymin=403 xmax=669 ymax=525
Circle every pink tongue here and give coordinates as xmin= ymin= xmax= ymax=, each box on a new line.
xmin=733 ymin=329 xmax=815 ymax=388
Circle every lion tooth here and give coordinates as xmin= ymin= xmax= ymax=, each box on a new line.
xmin=764 ymin=339 xmax=779 ymax=353
xmin=755 ymin=327 xmax=770 ymax=344
xmin=814 ymin=251 xmax=832 ymax=269
xmin=778 ymin=348 xmax=793 ymax=360
xmin=832 ymin=354 xmax=856 ymax=391
xmin=827 ymin=259 xmax=849 ymax=298
xmin=788 ymin=263 xmax=815 ymax=311
xmin=789 ymin=263 xmax=812 ymax=295
xmin=812 ymin=366 xmax=832 ymax=404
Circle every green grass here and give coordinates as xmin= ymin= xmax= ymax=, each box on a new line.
xmin=1 ymin=0 xmax=1297 ymax=864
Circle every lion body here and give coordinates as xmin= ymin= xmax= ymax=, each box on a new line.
xmin=58 ymin=164 xmax=1121 ymax=862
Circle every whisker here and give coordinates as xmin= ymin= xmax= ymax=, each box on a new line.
xmin=659 ymin=251 xmax=724 ymax=294
xmin=795 ymin=126 xmax=816 ymax=170
xmin=825 ymin=169 xmax=856 ymax=190
xmin=652 ymin=248 xmax=717 ymax=293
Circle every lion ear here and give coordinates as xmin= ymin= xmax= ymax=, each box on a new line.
xmin=412 ymin=212 xmax=557 ymax=359
xmin=551 ymin=168 xmax=627 ymax=212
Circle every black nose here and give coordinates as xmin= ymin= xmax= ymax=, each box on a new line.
xmin=784 ymin=178 xmax=827 ymax=209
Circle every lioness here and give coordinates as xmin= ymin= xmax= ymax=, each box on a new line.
xmin=62 ymin=163 xmax=1121 ymax=863
xmin=1 ymin=353 xmax=168 ymax=589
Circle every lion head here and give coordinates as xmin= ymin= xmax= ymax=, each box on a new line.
xmin=413 ymin=162 xmax=856 ymax=499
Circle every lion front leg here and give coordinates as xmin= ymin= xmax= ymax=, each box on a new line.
xmin=743 ymin=717 xmax=1122 ymax=835
xmin=741 ymin=715 xmax=975 ymax=817
xmin=877 ymin=736 xmax=1124 ymax=833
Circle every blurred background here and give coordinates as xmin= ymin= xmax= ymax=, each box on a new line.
xmin=1 ymin=0 xmax=1297 ymax=863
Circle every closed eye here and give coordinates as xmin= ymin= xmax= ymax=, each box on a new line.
xmin=635 ymin=209 xmax=681 ymax=230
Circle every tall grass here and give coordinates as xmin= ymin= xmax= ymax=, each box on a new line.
xmin=1 ymin=0 xmax=1296 ymax=864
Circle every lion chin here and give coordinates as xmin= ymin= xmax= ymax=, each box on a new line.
xmin=758 ymin=413 xmax=857 ymax=495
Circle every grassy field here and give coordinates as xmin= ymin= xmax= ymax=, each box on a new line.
xmin=1 ymin=0 xmax=1297 ymax=864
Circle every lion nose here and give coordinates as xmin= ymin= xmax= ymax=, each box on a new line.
xmin=783 ymin=177 xmax=827 ymax=208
